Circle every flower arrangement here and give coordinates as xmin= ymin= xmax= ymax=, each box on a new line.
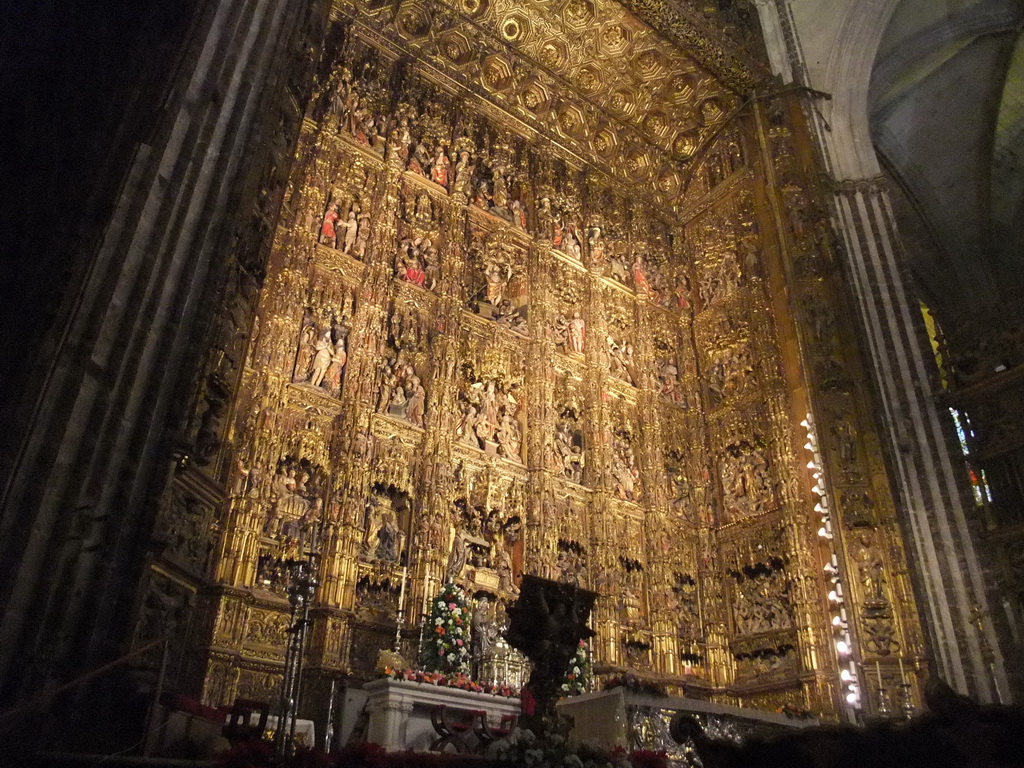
xmin=418 ymin=582 xmax=472 ymax=675
xmin=560 ymin=639 xmax=592 ymax=696
xmin=494 ymin=727 xmax=668 ymax=768
xmin=382 ymin=666 xmax=518 ymax=698
xmin=602 ymin=673 xmax=667 ymax=698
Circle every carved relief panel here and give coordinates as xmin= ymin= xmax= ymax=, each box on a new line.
xmin=377 ymin=301 xmax=433 ymax=429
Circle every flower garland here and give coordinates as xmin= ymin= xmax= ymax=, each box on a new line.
xmin=382 ymin=666 xmax=517 ymax=698
xmin=418 ymin=582 xmax=471 ymax=675
xmin=560 ymin=639 xmax=592 ymax=696
xmin=494 ymin=728 xmax=668 ymax=768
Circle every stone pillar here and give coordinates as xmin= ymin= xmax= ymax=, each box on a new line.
xmin=832 ymin=177 xmax=1009 ymax=702
xmin=753 ymin=0 xmax=795 ymax=84
xmin=0 ymin=0 xmax=329 ymax=702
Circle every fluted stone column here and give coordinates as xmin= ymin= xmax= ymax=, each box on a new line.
xmin=0 ymin=0 xmax=328 ymax=702
xmin=756 ymin=0 xmax=1013 ymax=702
xmin=831 ymin=179 xmax=1009 ymax=701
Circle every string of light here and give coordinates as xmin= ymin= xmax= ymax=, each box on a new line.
xmin=801 ymin=413 xmax=861 ymax=713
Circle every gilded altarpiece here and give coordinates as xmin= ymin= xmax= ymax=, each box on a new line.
xmin=133 ymin=0 xmax=927 ymax=724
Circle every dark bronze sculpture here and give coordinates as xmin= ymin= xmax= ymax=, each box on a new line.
xmin=504 ymin=574 xmax=598 ymax=734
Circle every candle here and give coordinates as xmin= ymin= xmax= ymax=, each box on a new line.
xmin=898 ymin=657 xmax=906 ymax=686
xmin=394 ymin=566 xmax=409 ymax=652
xmin=397 ymin=566 xmax=408 ymax=613
xmin=420 ymin=564 xmax=431 ymax=619
xmin=875 ymin=660 xmax=883 ymax=688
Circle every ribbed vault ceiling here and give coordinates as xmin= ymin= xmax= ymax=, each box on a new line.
xmin=868 ymin=0 xmax=1024 ymax=322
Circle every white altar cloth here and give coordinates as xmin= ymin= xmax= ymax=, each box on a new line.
xmin=363 ymin=677 xmax=520 ymax=751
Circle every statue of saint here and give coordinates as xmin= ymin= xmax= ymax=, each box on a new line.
xmin=363 ymin=498 xmax=384 ymax=558
xmin=376 ymin=504 xmax=401 ymax=562
xmin=341 ymin=210 xmax=358 ymax=254
xmin=323 ymin=338 xmax=347 ymax=396
xmin=320 ymin=201 xmax=340 ymax=246
xmin=409 ymin=141 xmax=430 ymax=176
xmin=511 ymin=199 xmax=527 ymax=229
xmin=353 ymin=213 xmax=370 ymax=259
xmin=588 ymin=226 xmax=605 ymax=263
xmin=406 ymin=376 xmax=426 ymax=427
xmin=308 ymin=330 xmax=333 ymax=387
xmin=633 ymin=256 xmax=656 ymax=300
xmin=497 ymin=412 xmax=521 ymax=460
xmin=293 ymin=315 xmax=317 ymax=382
xmin=567 ymin=312 xmax=585 ymax=354
xmin=472 ymin=596 xmax=497 ymax=661
xmin=452 ymin=150 xmax=473 ymax=197
xmin=485 ymin=264 xmax=510 ymax=307
xmin=430 ymin=148 xmax=450 ymax=188
xmin=445 ymin=529 xmax=468 ymax=582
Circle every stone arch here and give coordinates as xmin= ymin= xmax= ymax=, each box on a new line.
xmin=821 ymin=0 xmax=901 ymax=180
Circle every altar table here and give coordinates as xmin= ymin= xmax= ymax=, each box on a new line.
xmin=363 ymin=678 xmax=520 ymax=751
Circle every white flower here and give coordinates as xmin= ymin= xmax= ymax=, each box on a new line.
xmin=436 ymin=617 xmax=443 ymax=625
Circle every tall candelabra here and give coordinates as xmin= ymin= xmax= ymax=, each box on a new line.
xmin=275 ymin=552 xmax=320 ymax=755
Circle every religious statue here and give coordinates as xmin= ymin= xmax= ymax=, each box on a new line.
xmin=607 ymin=335 xmax=637 ymax=385
xmin=341 ymin=210 xmax=359 ymax=254
xmin=409 ymin=141 xmax=430 ymax=176
xmin=588 ymin=226 xmax=605 ymax=264
xmin=353 ymin=212 xmax=371 ymax=259
xmin=553 ymin=420 xmax=584 ymax=483
xmin=496 ymin=412 xmax=521 ymax=460
xmin=456 ymin=378 xmax=521 ymax=459
xmin=445 ymin=528 xmax=469 ymax=582
xmin=485 ymin=263 xmax=511 ymax=307
xmin=612 ymin=436 xmax=641 ymax=501
xmin=320 ymin=200 xmax=340 ymax=247
xmin=633 ymin=255 xmax=656 ymax=301
xmin=397 ymin=238 xmax=436 ymax=290
xmin=659 ymin=358 xmax=682 ymax=403
xmin=473 ymin=595 xmax=498 ymax=659
xmin=562 ymin=223 xmax=582 ymax=260
xmin=510 ymin=199 xmax=527 ymax=229
xmin=323 ymin=337 xmax=347 ymax=397
xmin=675 ymin=274 xmax=692 ymax=312
xmin=308 ymin=330 xmax=333 ymax=388
xmin=430 ymin=147 xmax=450 ymax=188
xmin=293 ymin=312 xmax=318 ymax=382
xmin=375 ymin=503 xmax=402 ymax=562
xmin=406 ymin=376 xmax=426 ymax=427
xmin=265 ymin=463 xmax=317 ymax=539
xmin=552 ymin=215 xmax=565 ymax=249
xmin=452 ymin=150 xmax=473 ymax=197
xmin=473 ymin=177 xmax=492 ymax=209
xmin=496 ymin=547 xmax=517 ymax=595
xmin=491 ymin=168 xmax=511 ymax=218
xmin=567 ymin=312 xmax=585 ymax=354
xmin=362 ymin=497 xmax=384 ymax=558
xmin=393 ymin=115 xmax=413 ymax=162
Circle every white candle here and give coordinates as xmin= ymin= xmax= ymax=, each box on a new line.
xmin=875 ymin=660 xmax=882 ymax=688
xmin=397 ymin=566 xmax=408 ymax=615
xmin=898 ymin=656 xmax=906 ymax=685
